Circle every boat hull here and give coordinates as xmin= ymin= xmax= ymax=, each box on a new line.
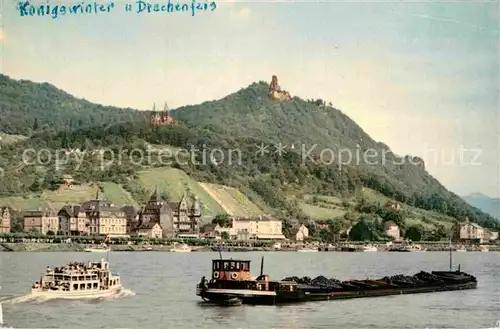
xmin=198 ymin=281 xmax=476 ymax=305
xmin=31 ymin=285 xmax=122 ymax=299
xmin=197 ymin=273 xmax=477 ymax=305
xmin=84 ymin=249 xmax=110 ymax=253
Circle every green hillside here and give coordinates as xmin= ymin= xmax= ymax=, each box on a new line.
xmin=198 ymin=182 xmax=263 ymax=217
xmin=0 ymin=74 xmax=147 ymax=135
xmin=170 ymin=81 xmax=498 ymax=228
xmin=172 ymin=82 xmax=429 ymax=195
xmin=0 ymin=182 xmax=137 ymax=210
xmin=0 ymin=167 xmax=264 ymax=223
xmin=0 ymin=74 xmax=498 ymax=237
xmin=297 ymin=188 xmax=456 ymax=229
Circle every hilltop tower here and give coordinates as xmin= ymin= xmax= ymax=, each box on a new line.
xmin=151 ymin=101 xmax=175 ymax=126
xmin=268 ymin=75 xmax=292 ymax=101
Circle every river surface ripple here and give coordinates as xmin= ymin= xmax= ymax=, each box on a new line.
xmin=0 ymin=251 xmax=498 ymax=329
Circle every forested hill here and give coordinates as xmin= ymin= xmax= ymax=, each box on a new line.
xmin=0 ymin=74 xmax=147 ymax=135
xmin=171 ymin=81 xmax=497 ymax=227
xmin=1 ymin=120 xmax=498 ymax=229
xmin=0 ymin=76 xmax=498 ymax=230
xmin=172 ymin=81 xmax=381 ymax=152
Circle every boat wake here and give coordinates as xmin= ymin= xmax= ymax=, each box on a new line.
xmin=100 ymin=287 xmax=136 ymax=300
xmin=424 ymin=321 xmax=500 ymax=329
xmin=0 ymin=288 xmax=135 ymax=304
xmin=482 ymin=321 xmax=500 ymax=329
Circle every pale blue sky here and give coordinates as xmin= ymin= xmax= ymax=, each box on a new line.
xmin=1 ymin=0 xmax=499 ymax=197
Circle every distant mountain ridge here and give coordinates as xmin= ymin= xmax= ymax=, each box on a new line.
xmin=462 ymin=193 xmax=500 ymax=219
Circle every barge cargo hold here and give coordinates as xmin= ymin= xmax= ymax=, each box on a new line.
xmin=196 ymin=258 xmax=477 ymax=305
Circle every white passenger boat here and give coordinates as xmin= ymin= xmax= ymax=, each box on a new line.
xmin=30 ymin=259 xmax=122 ymax=299
xmin=170 ymin=243 xmax=191 ymax=252
xmin=389 ymin=244 xmax=426 ymax=252
xmin=481 ymin=245 xmax=489 ymax=252
xmin=362 ymin=245 xmax=378 ymax=252
xmin=84 ymin=243 xmax=110 ymax=253
xmin=406 ymin=244 xmax=426 ymax=252
xmin=456 ymin=245 xmax=467 ymax=252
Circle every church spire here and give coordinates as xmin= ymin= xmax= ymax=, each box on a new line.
xmin=150 ymin=186 xmax=160 ymax=201
xmin=163 ymin=102 xmax=170 ymax=112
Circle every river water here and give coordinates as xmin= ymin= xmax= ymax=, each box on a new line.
xmin=0 ymin=251 xmax=498 ymax=329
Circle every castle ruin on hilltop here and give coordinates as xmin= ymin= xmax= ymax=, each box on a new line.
xmin=268 ymin=75 xmax=292 ymax=102
xmin=151 ymin=102 xmax=176 ymax=126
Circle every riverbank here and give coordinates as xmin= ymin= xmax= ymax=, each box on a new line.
xmin=0 ymin=243 xmax=498 ymax=252
xmin=0 ymin=243 xmax=208 ymax=252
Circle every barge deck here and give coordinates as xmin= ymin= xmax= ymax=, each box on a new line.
xmin=196 ymin=257 xmax=477 ymax=305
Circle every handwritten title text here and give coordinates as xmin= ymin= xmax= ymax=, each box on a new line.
xmin=17 ymin=0 xmax=217 ymax=18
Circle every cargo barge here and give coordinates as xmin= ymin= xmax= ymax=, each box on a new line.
xmin=196 ymin=257 xmax=477 ymax=305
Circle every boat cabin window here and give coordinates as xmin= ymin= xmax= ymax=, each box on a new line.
xmin=87 ymin=283 xmax=92 ymax=289
xmin=212 ymin=260 xmax=251 ymax=272
xmin=93 ymin=283 xmax=98 ymax=289
xmin=80 ymin=283 xmax=85 ymax=290
xmin=280 ymin=283 xmax=295 ymax=292
xmin=73 ymin=284 xmax=78 ymax=290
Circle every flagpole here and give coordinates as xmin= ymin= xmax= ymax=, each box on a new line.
xmin=104 ymin=233 xmax=110 ymax=263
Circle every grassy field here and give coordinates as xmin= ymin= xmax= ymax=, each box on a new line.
xmin=303 ymin=194 xmax=344 ymax=205
xmin=41 ymin=184 xmax=98 ymax=208
xmin=296 ymin=193 xmax=349 ymax=220
xmin=298 ymin=202 xmax=347 ymax=220
xmin=100 ymin=182 xmax=139 ymax=208
xmin=0 ymin=196 xmax=50 ymax=210
xmin=199 ymin=182 xmax=262 ymax=217
xmin=0 ymin=133 xmax=27 ymax=145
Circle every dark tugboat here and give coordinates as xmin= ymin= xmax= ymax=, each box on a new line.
xmin=196 ymin=254 xmax=477 ymax=305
